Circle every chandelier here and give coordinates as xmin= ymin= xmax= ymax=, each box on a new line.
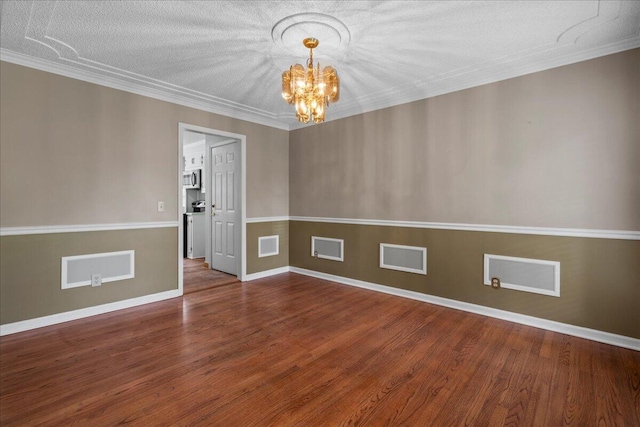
xmin=281 ymin=38 xmax=340 ymax=124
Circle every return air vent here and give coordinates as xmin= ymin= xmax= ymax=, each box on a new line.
xmin=380 ymin=243 xmax=427 ymax=275
xmin=311 ymin=236 xmax=344 ymax=261
xmin=258 ymin=235 xmax=279 ymax=258
xmin=484 ymin=254 xmax=560 ymax=297
xmin=61 ymin=250 xmax=135 ymax=289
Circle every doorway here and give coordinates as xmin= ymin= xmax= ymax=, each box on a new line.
xmin=178 ymin=123 xmax=247 ymax=295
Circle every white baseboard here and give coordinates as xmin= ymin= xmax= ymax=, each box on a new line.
xmin=243 ymin=266 xmax=290 ymax=282
xmin=1 ymin=264 xmax=292 ymax=335
xmin=289 ymin=267 xmax=640 ymax=351
xmin=4 ymin=266 xmax=637 ymax=352
xmin=0 ymin=289 xmax=182 ymax=336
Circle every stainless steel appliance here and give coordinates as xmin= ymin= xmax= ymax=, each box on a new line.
xmin=183 ymin=213 xmax=205 ymax=259
xmin=192 ymin=200 xmax=206 ymax=212
xmin=183 ymin=169 xmax=201 ymax=189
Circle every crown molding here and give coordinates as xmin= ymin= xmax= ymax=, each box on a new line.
xmin=3 ymin=36 xmax=639 ymax=133
xmin=0 ymin=49 xmax=292 ymax=131
xmin=289 ymin=38 xmax=640 ymax=130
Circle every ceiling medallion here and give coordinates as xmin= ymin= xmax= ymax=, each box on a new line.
xmin=271 ymin=13 xmax=351 ymax=52
xmin=281 ymin=38 xmax=340 ymax=124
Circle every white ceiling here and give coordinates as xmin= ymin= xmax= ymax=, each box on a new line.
xmin=1 ymin=1 xmax=639 ymax=130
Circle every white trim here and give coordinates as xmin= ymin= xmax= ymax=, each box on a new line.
xmin=0 ymin=289 xmax=182 ymax=336
xmin=246 ymin=216 xmax=290 ymax=223
xmin=258 ymin=235 xmax=280 ymax=258
xmin=290 ymin=216 xmax=640 ymax=241
xmin=179 ymin=123 xmax=247 ymax=284
xmin=289 ymin=267 xmax=640 ymax=351
xmin=3 ymin=263 xmax=637 ymax=350
xmin=5 ymin=34 xmax=639 ymax=132
xmin=0 ymin=221 xmax=179 ymax=236
xmin=311 ymin=236 xmax=344 ymax=262
xmin=178 ymin=126 xmax=185 ymax=295
xmin=0 ymin=49 xmax=290 ymax=131
xmin=3 ymin=218 xmax=635 ymax=240
xmin=288 ymin=39 xmax=640 ymax=130
xmin=241 ymin=137 xmax=247 ymax=282
xmin=61 ymin=250 xmax=135 ymax=289
xmin=484 ymin=254 xmax=560 ymax=297
xmin=243 ymin=266 xmax=291 ymax=282
xmin=380 ymin=243 xmax=427 ymax=275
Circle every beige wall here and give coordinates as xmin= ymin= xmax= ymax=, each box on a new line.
xmin=247 ymin=141 xmax=289 ymax=219
xmin=0 ymin=61 xmax=289 ymax=327
xmin=290 ymin=221 xmax=640 ymax=339
xmin=290 ymin=49 xmax=640 ymax=231
xmin=0 ymin=61 xmax=289 ymax=227
xmin=2 ymin=48 xmax=638 ymax=340
xmin=0 ymin=228 xmax=177 ymax=324
xmin=289 ymin=49 xmax=640 ymax=340
xmin=246 ymin=221 xmax=289 ymax=274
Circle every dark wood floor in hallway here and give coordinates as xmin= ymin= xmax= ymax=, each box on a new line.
xmin=1 ymin=272 xmax=638 ymax=426
xmin=183 ymin=257 xmax=238 ymax=294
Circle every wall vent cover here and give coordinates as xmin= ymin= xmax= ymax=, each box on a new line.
xmin=258 ymin=235 xmax=279 ymax=258
xmin=380 ymin=243 xmax=427 ymax=275
xmin=61 ymin=250 xmax=135 ymax=289
xmin=311 ymin=236 xmax=344 ymax=261
xmin=484 ymin=254 xmax=560 ymax=297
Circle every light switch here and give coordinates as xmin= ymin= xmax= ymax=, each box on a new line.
xmin=157 ymin=201 xmax=165 ymax=212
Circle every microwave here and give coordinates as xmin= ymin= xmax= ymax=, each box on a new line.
xmin=183 ymin=169 xmax=201 ymax=189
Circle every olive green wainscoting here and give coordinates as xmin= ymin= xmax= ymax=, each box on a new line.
xmin=0 ymin=227 xmax=178 ymax=325
xmin=290 ymin=221 xmax=640 ymax=339
xmin=246 ymin=221 xmax=289 ymax=275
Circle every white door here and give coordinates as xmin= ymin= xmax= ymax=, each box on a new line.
xmin=210 ymin=142 xmax=240 ymax=275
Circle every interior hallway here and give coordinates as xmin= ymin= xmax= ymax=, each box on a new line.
xmin=183 ymin=257 xmax=238 ymax=294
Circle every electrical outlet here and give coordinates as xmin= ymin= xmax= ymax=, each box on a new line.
xmin=491 ymin=277 xmax=501 ymax=289
xmin=157 ymin=201 xmax=165 ymax=212
xmin=91 ymin=273 xmax=102 ymax=287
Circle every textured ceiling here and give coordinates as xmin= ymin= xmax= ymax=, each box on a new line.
xmin=1 ymin=1 xmax=639 ymax=130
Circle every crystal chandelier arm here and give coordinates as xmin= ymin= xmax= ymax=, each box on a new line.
xmin=281 ymin=70 xmax=293 ymax=103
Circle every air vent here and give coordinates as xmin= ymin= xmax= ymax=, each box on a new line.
xmin=311 ymin=236 xmax=344 ymax=261
xmin=258 ymin=235 xmax=279 ymax=258
xmin=61 ymin=250 xmax=134 ymax=289
xmin=380 ymin=243 xmax=427 ymax=275
xmin=484 ymin=254 xmax=560 ymax=297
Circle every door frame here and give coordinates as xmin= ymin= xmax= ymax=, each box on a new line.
xmin=178 ymin=123 xmax=247 ymax=295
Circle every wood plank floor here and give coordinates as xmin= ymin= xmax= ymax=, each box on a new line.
xmin=183 ymin=257 xmax=238 ymax=294
xmin=1 ymin=273 xmax=638 ymax=426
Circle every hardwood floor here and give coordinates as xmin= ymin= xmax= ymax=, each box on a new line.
xmin=183 ymin=257 xmax=238 ymax=294
xmin=1 ymin=273 xmax=638 ymax=426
